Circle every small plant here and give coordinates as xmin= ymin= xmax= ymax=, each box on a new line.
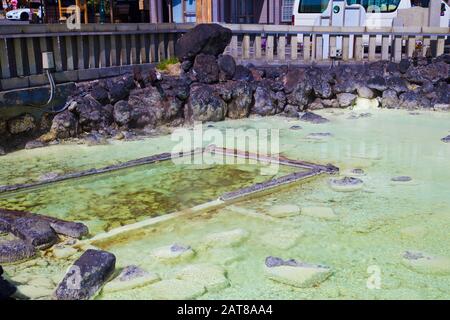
xmin=156 ymin=57 xmax=179 ymax=71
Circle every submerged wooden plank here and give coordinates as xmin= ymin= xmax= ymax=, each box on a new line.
xmin=0 ymin=150 xmax=202 ymax=194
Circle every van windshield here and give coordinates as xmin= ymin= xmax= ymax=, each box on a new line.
xmin=298 ymin=0 xmax=330 ymax=13
xmin=346 ymin=0 xmax=402 ymax=13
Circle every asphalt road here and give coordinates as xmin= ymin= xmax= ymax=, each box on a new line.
xmin=0 ymin=18 xmax=29 ymax=25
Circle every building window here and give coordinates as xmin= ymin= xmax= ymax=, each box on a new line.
xmin=298 ymin=0 xmax=330 ymax=13
xmin=345 ymin=0 xmax=402 ymax=13
xmin=281 ymin=0 xmax=295 ymax=22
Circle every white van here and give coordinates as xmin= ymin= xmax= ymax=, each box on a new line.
xmin=292 ymin=0 xmax=450 ymax=28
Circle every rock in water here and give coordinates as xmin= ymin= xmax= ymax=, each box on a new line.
xmin=0 ymin=235 xmax=36 ymax=264
xmin=175 ymin=24 xmax=232 ymax=62
xmin=49 ymin=220 xmax=89 ymax=239
xmin=54 ymin=249 xmax=116 ymax=300
xmin=0 ymin=266 xmax=16 ymax=299
xmin=402 ymin=251 xmax=450 ymax=275
xmin=441 ymin=135 xmax=450 ymax=143
xmin=11 ymin=218 xmax=57 ymax=249
xmin=329 ymin=177 xmax=364 ymax=192
xmin=391 ymin=176 xmax=412 ymax=182
xmin=299 ymin=112 xmax=329 ymax=124
xmin=176 ymin=264 xmax=229 ymax=292
xmin=149 ymin=279 xmax=206 ymax=300
xmin=150 ymin=244 xmax=195 ymax=264
xmin=102 ymin=265 xmax=160 ymax=293
xmin=203 ymin=229 xmax=249 ymax=249
xmin=264 ymin=257 xmax=332 ymax=288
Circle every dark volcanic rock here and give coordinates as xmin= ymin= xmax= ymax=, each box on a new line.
xmin=55 ymin=249 xmax=116 ymax=300
xmin=10 ymin=218 xmax=57 ymax=249
xmin=387 ymin=76 xmax=408 ymax=94
xmin=252 ymin=86 xmax=279 ymax=116
xmin=193 ymin=54 xmax=220 ymax=84
xmin=72 ymin=96 xmax=113 ymax=132
xmin=441 ymin=135 xmax=450 ymax=143
xmin=391 ymin=176 xmax=412 ymax=182
xmin=217 ymin=54 xmax=236 ymax=80
xmin=357 ymin=86 xmax=375 ymax=99
xmin=90 ymin=85 xmax=110 ymax=105
xmin=233 ymin=65 xmax=254 ymax=81
xmin=381 ymin=89 xmax=399 ymax=109
xmin=367 ymin=76 xmax=388 ymax=92
xmin=113 ymin=100 xmax=131 ymax=127
xmin=49 ymin=221 xmax=88 ymax=239
xmin=398 ymin=59 xmax=410 ymax=74
xmin=175 ymin=24 xmax=232 ymax=62
xmin=337 ymin=93 xmax=357 ymax=107
xmin=185 ymin=84 xmax=227 ymax=122
xmin=7 ymin=114 xmax=35 ymax=135
xmin=0 ymin=236 xmax=36 ymax=264
xmin=399 ymin=91 xmax=432 ymax=110
xmin=49 ymin=110 xmax=79 ymax=139
xmin=24 ymin=140 xmax=45 ymax=150
xmin=226 ymin=82 xmax=253 ymax=119
xmin=0 ymin=266 xmax=16 ymax=299
xmin=299 ymin=112 xmax=329 ymax=124
xmin=0 ymin=146 xmax=5 ymax=156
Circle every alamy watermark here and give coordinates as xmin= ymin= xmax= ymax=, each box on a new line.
xmin=170 ymin=122 xmax=280 ymax=175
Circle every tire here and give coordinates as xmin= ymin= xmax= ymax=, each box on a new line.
xmin=20 ymin=12 xmax=29 ymax=21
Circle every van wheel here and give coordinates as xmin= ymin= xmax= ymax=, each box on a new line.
xmin=20 ymin=12 xmax=29 ymax=21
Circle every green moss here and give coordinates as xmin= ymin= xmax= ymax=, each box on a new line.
xmin=156 ymin=57 xmax=179 ymax=71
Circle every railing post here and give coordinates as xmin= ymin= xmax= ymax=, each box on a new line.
xmin=77 ymin=36 xmax=85 ymax=70
xmin=437 ymin=36 xmax=445 ymax=56
xmin=149 ymin=34 xmax=156 ymax=63
xmin=167 ymin=34 xmax=175 ymax=59
xmin=230 ymin=35 xmax=238 ymax=58
xmin=329 ymin=35 xmax=336 ymax=60
xmin=99 ymin=35 xmax=107 ymax=68
xmin=278 ymin=34 xmax=286 ymax=61
xmin=65 ymin=36 xmax=74 ymax=71
xmin=254 ymin=35 xmax=262 ymax=59
xmin=140 ymin=34 xmax=147 ymax=63
xmin=393 ymin=35 xmax=402 ymax=62
xmin=368 ymin=35 xmax=376 ymax=61
xmin=109 ymin=35 xmax=117 ymax=67
xmin=266 ymin=35 xmax=274 ymax=61
xmin=130 ymin=34 xmax=137 ymax=65
xmin=52 ymin=36 xmax=63 ymax=72
xmin=303 ymin=35 xmax=311 ymax=61
xmin=407 ymin=35 xmax=416 ymax=57
xmin=242 ymin=34 xmax=250 ymax=60
xmin=354 ymin=35 xmax=363 ymax=61
xmin=291 ymin=34 xmax=298 ymax=61
xmin=158 ymin=33 xmax=165 ymax=62
xmin=26 ymin=38 xmax=37 ymax=75
xmin=342 ymin=35 xmax=350 ymax=61
xmin=0 ymin=38 xmax=10 ymax=79
xmin=13 ymin=38 xmax=24 ymax=76
xmin=381 ymin=35 xmax=390 ymax=60
xmin=315 ymin=35 xmax=323 ymax=61
xmin=120 ymin=34 xmax=128 ymax=65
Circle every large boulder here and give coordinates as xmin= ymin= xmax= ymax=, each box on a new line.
xmin=252 ymin=86 xmax=279 ymax=116
xmin=233 ymin=65 xmax=254 ymax=81
xmin=0 ymin=235 xmax=36 ymax=264
xmin=386 ymin=76 xmax=408 ymax=94
xmin=71 ymin=96 xmax=113 ymax=132
xmin=55 ymin=249 xmax=116 ymax=300
xmin=380 ymin=89 xmax=399 ymax=109
xmin=7 ymin=114 xmax=35 ymax=135
xmin=226 ymin=82 xmax=253 ymax=119
xmin=193 ymin=54 xmax=220 ymax=84
xmin=217 ymin=54 xmax=236 ymax=81
xmin=337 ymin=93 xmax=357 ymax=107
xmin=185 ymin=84 xmax=227 ymax=122
xmin=399 ymin=91 xmax=432 ymax=110
xmin=48 ymin=110 xmax=79 ymax=140
xmin=175 ymin=24 xmax=232 ymax=62
xmin=10 ymin=217 xmax=58 ymax=249
xmin=113 ymin=100 xmax=131 ymax=127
